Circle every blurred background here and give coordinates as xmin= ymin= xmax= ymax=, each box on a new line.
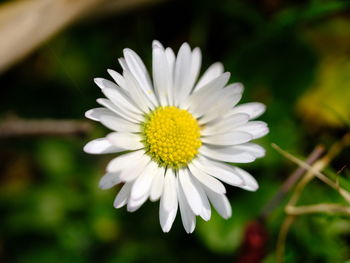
xmin=1 ymin=0 xmax=350 ymax=262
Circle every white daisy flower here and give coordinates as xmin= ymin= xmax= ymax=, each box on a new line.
xmin=84 ymin=41 xmax=268 ymax=233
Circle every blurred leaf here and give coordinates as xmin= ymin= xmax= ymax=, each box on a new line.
xmin=298 ymin=59 xmax=350 ymax=128
xmin=274 ymin=0 xmax=350 ymax=28
xmin=297 ymin=19 xmax=350 ymax=128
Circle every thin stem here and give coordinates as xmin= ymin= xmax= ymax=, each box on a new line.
xmin=260 ymin=145 xmax=324 ymax=219
xmin=272 ymin=143 xmax=350 ymax=204
xmin=273 ymin=134 xmax=350 ymax=263
xmin=276 ymin=215 xmax=295 ymax=263
xmin=286 ymin=204 xmax=350 ymax=216
xmin=0 ymin=118 xmax=92 ymax=138
xmin=287 ymin=160 xmax=325 ymax=207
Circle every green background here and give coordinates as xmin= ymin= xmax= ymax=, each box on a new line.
xmin=1 ymin=0 xmax=350 ymax=262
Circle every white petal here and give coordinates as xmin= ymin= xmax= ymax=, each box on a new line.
xmin=201 ymin=113 xmax=250 ymax=136
xmin=226 ymin=82 xmax=244 ymax=94
xmin=178 ymin=47 xmax=201 ymax=108
xmin=118 ymin=154 xmax=150 ymax=182
xmin=99 ymin=172 xmax=122 ymax=189
xmin=185 ymin=72 xmax=230 ymax=115
xmin=95 ymin=78 xmax=143 ymax=114
xmin=178 ymin=169 xmax=203 ymax=215
xmin=106 ymin=149 xmax=144 ymax=172
xmin=118 ymin=57 xmax=128 ymax=70
xmin=192 ymin=156 xmax=244 ymax=186
xmin=203 ymin=187 xmax=232 ymax=219
xmin=199 ymin=145 xmax=256 ymax=163
xmin=123 ymin=48 xmax=158 ymax=106
xmin=85 ymin=107 xmax=113 ymax=121
xmin=97 ymin=98 xmax=143 ymax=123
xmin=84 ymin=138 xmax=122 ymax=154
xmin=123 ymin=48 xmax=152 ymax=88
xmin=153 ymin=46 xmax=171 ymax=106
xmin=100 ymin=114 xmax=140 ymax=133
xmin=202 ymin=131 xmax=253 ymax=146
xmin=106 ymin=132 xmax=143 ymax=151
xmin=164 ymin=47 xmax=175 ymax=105
xmin=86 ymin=107 xmax=140 ymax=132
xmin=107 ymin=69 xmax=127 ymax=91
xmin=194 ymin=156 xmax=259 ymax=191
xmin=190 ymin=176 xmax=211 ymax=221
xmin=113 ymin=182 xmax=132 ymax=208
xmin=198 ymin=84 xmax=243 ymax=124
xmin=177 ymin=176 xmax=196 ymax=233
xmin=231 ymin=167 xmax=259 ymax=191
xmin=94 ymin=77 xmax=119 ymax=90
xmin=130 ymin=161 xmax=158 ymax=201
xmin=188 ymin=163 xmax=226 ymax=194
xmin=165 ymin=47 xmax=175 ymax=72
xmin=161 ymin=169 xmax=177 ymax=211
xmin=213 ymin=83 xmax=243 ymax=112
xmin=159 ymin=169 xmax=178 ymax=232
xmin=173 ymin=43 xmax=192 ymax=106
xmin=179 ymin=47 xmax=202 ymax=108
xmin=123 ymin=70 xmax=153 ymax=113
xmin=230 ymin=102 xmax=266 ymax=120
xmin=235 ymin=121 xmax=269 ymax=139
xmin=127 ymin=193 xmax=148 ymax=212
xmin=189 ymin=48 xmax=202 ymax=87
xmin=150 ymin=167 xmax=165 ymax=201
xmin=232 ymin=143 xmax=266 ymax=158
xmin=152 ymin=40 xmax=164 ymax=49
xmin=194 ymin=62 xmax=224 ymax=91
xmin=159 ymin=201 xmax=178 ymax=233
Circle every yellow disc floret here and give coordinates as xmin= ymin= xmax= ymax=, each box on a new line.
xmin=142 ymin=106 xmax=202 ymax=169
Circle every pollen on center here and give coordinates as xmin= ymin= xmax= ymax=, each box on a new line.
xmin=142 ymin=106 xmax=202 ymax=169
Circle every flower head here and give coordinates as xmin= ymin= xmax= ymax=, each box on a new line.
xmin=84 ymin=41 xmax=268 ymax=233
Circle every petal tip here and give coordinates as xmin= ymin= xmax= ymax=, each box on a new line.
xmin=152 ymin=40 xmax=164 ymax=49
xmin=83 ymin=141 xmax=96 ymax=154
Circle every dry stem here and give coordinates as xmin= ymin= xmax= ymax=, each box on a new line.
xmin=272 ymin=143 xmax=350 ymax=204
xmin=0 ymin=118 xmax=92 ymax=138
xmin=286 ymin=204 xmax=350 ymax=216
xmin=273 ymin=134 xmax=350 ymax=263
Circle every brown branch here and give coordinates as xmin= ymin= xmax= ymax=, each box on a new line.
xmin=0 ymin=118 xmax=92 ymax=138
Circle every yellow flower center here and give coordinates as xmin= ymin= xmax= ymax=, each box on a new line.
xmin=142 ymin=106 xmax=202 ymax=169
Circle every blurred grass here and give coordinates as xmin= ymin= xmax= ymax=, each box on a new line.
xmin=1 ymin=0 xmax=350 ymax=262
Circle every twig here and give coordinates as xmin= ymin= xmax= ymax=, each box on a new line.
xmin=275 ymin=159 xmax=326 ymax=263
xmin=259 ymin=145 xmax=324 ymax=219
xmin=335 ymin=165 xmax=347 ymax=190
xmin=272 ymin=143 xmax=350 ymax=204
xmin=287 ymin=160 xmax=325 ymax=207
xmin=0 ymin=118 xmax=92 ymax=138
xmin=286 ymin=204 xmax=350 ymax=216
xmin=274 ymin=134 xmax=350 ymax=263
xmin=276 ymin=215 xmax=295 ymax=263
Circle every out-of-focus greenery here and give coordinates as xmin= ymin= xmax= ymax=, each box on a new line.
xmin=1 ymin=0 xmax=350 ymax=262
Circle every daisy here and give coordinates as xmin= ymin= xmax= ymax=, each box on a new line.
xmin=84 ymin=41 xmax=268 ymax=233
